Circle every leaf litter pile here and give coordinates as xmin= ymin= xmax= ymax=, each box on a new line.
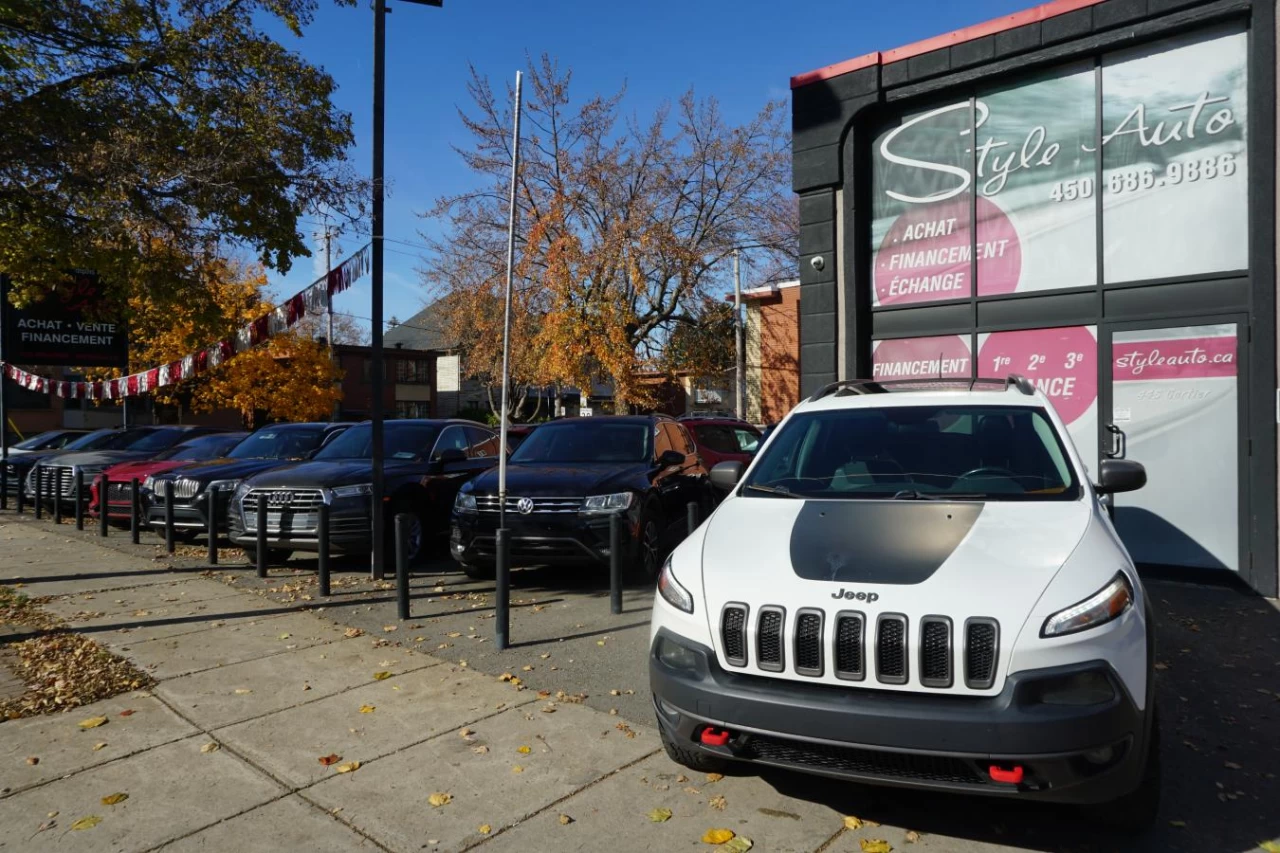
xmin=0 ymin=587 xmax=154 ymax=719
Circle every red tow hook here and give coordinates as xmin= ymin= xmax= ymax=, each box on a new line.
xmin=700 ymin=727 xmax=732 ymax=747
xmin=988 ymin=764 xmax=1025 ymax=784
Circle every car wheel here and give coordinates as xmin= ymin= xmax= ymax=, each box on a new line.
xmin=242 ymin=545 xmax=292 ymax=565
xmin=659 ymin=725 xmax=729 ymax=774
xmin=627 ymin=505 xmax=664 ymax=582
xmin=1084 ymin=710 xmax=1161 ymax=832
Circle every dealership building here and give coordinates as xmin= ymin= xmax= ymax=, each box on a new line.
xmin=790 ymin=0 xmax=1277 ymax=596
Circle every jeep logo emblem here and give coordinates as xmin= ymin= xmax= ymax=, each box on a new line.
xmin=831 ymin=588 xmax=880 ymax=603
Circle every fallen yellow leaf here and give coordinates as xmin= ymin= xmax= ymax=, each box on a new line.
xmin=460 ymin=727 xmax=474 ymax=738
xmin=101 ymin=793 xmax=128 ymax=805
xmin=71 ymin=816 xmax=102 ymax=830
xmin=472 ymin=745 xmax=489 ymax=754
xmin=344 ymin=628 xmax=364 ymax=638
xmin=512 ymin=765 xmax=524 ymax=773
xmin=478 ymin=824 xmax=492 ymax=835
xmin=1258 ymin=842 xmax=1280 ymax=853
xmin=92 ymin=743 xmax=108 ymax=751
xmin=843 ymin=816 xmax=863 ymax=830
xmin=648 ymin=807 xmax=673 ymax=823
xmin=78 ymin=716 xmax=108 ymax=729
xmin=234 ymin=688 xmax=253 ymax=695
xmin=710 ymin=795 xmax=727 ymax=810
xmin=705 ymin=773 xmax=724 ymax=783
xmin=372 ymin=671 xmax=392 ymax=680
xmin=278 ymin=633 xmax=291 ymax=640
xmin=517 ymin=745 xmax=531 ymax=754
xmin=335 ymin=761 xmax=361 ymax=774
xmin=521 ymin=665 xmax=533 ymax=672
xmin=359 ymin=705 xmax=376 ymax=714
xmin=200 ymin=743 xmax=219 ymax=754
xmin=702 ymin=828 xmax=735 ymax=844
xmin=860 ymin=841 xmax=892 ymax=853
xmin=724 ymin=837 xmax=754 ymax=852
xmin=428 ymin=792 xmax=452 ymax=807
xmin=905 ymin=830 xmax=921 ymax=843
xmin=558 ymin=814 xmax=573 ymax=825
xmin=597 ymin=640 xmax=605 ymax=646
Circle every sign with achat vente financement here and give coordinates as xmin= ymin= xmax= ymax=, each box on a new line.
xmin=1 ymin=271 xmax=128 ymax=368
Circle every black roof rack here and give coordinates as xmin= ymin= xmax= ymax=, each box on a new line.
xmin=806 ymin=374 xmax=1037 ymax=403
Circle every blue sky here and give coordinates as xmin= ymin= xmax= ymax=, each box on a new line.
xmin=264 ymin=0 xmax=1035 ymax=333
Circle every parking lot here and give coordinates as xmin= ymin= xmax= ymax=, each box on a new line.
xmin=2 ymin=510 xmax=1278 ymax=852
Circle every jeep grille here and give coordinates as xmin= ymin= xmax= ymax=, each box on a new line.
xmin=964 ymin=618 xmax=999 ymax=690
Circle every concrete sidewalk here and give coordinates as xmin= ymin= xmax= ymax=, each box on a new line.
xmin=0 ymin=517 xmax=879 ymax=853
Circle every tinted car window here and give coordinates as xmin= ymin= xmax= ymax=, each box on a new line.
xmin=92 ymin=428 xmax=165 ymax=451
xmin=672 ymin=423 xmax=697 ymax=454
xmin=695 ymin=424 xmax=760 ymax=454
xmin=229 ymin=428 xmax=326 ymax=460
xmin=59 ymin=429 xmax=126 ymax=451
xmin=510 ymin=422 xmax=652 ymax=464
xmin=154 ymin=433 xmax=246 ymax=461
xmin=123 ymin=429 xmax=211 ymax=453
xmin=316 ymin=422 xmax=442 ymax=461
xmin=13 ymin=431 xmax=80 ymax=451
xmin=744 ymin=406 xmax=1078 ymax=501
xmin=654 ymin=423 xmax=675 ymax=458
xmin=465 ymin=426 xmax=499 ymax=459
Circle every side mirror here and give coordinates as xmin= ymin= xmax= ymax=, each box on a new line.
xmin=710 ymin=461 xmax=745 ymax=491
xmin=1096 ymin=458 xmax=1146 ymax=495
xmin=657 ymin=449 xmax=685 ymax=468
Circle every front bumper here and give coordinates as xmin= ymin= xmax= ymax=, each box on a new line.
xmin=228 ymin=497 xmax=371 ymax=554
xmin=450 ymin=509 xmax=634 ymax=567
xmin=649 ymin=629 xmax=1150 ymax=804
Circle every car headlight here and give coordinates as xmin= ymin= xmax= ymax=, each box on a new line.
xmin=331 ymin=483 xmax=373 ymax=499
xmin=658 ymin=555 xmax=694 ymax=614
xmin=581 ymin=492 xmax=633 ymax=514
xmin=208 ymin=479 xmax=240 ymax=493
xmin=1041 ymin=572 xmax=1134 ymax=638
xmin=454 ymin=491 xmax=477 ymax=513
xmin=142 ymin=476 xmax=156 ymax=492
xmin=232 ymin=480 xmax=251 ymax=504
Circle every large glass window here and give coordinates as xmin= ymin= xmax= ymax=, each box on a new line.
xmin=872 ymin=335 xmax=972 ymax=380
xmin=868 ymin=24 xmax=1248 ymax=300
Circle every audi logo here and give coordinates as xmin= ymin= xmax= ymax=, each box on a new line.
xmin=516 ymin=497 xmax=535 ymax=515
xmin=266 ymin=492 xmax=293 ymax=508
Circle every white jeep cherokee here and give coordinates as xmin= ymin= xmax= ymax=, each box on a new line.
xmin=650 ymin=376 xmax=1159 ymax=828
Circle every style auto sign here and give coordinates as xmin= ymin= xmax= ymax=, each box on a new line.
xmin=1 ymin=272 xmax=129 ymax=367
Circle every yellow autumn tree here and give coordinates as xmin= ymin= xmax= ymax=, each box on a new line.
xmin=200 ymin=332 xmax=343 ymax=424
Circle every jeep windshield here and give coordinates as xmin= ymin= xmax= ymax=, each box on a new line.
xmin=742 ymin=405 xmax=1080 ymax=501
xmin=509 ymin=422 xmax=652 ymax=464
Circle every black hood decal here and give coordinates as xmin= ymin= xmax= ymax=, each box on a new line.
xmin=789 ymin=501 xmax=984 ymax=585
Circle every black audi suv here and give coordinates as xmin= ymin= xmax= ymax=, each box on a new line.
xmin=450 ymin=415 xmax=711 ymax=580
xmin=228 ymin=419 xmax=499 ymax=564
xmin=145 ymin=422 xmax=350 ymax=536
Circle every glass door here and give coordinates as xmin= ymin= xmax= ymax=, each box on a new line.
xmin=1101 ymin=319 xmax=1246 ymax=571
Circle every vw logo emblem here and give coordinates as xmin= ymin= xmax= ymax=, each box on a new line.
xmin=516 ymin=497 xmax=535 ymax=515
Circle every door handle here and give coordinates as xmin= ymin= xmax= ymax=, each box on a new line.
xmin=1105 ymin=424 xmax=1126 ymax=459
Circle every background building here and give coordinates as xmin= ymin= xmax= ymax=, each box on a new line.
xmin=790 ymin=0 xmax=1276 ymax=596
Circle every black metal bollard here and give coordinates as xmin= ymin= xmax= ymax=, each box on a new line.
xmin=53 ymin=469 xmax=63 ymax=525
xmin=495 ymin=528 xmax=511 ymax=650
xmin=34 ymin=466 xmax=43 ymax=519
xmin=15 ymin=469 xmax=24 ymax=514
xmin=609 ymin=511 xmax=622 ymax=615
xmin=206 ymin=490 xmax=218 ymax=565
xmin=1 ymin=465 xmax=7 ymax=511
xmin=164 ymin=480 xmax=176 ymax=554
xmin=97 ymin=475 xmax=108 ymax=537
xmin=687 ymin=501 xmax=699 ymax=537
xmin=394 ymin=513 xmax=411 ymax=620
xmin=74 ymin=469 xmax=84 ymax=530
xmin=317 ymin=502 xmax=330 ymax=597
xmin=130 ymin=478 xmax=140 ymax=544
xmin=255 ymin=493 xmax=267 ymax=578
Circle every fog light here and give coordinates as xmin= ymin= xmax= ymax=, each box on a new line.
xmin=1083 ymin=745 xmax=1115 ymax=765
xmin=657 ymin=636 xmax=700 ymax=672
xmin=1033 ymin=671 xmax=1115 ymax=706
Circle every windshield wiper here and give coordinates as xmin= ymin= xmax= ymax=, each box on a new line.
xmin=891 ymin=489 xmax=939 ymax=500
xmin=892 ymin=489 xmax=987 ymax=501
xmin=744 ymin=484 xmax=802 ymax=498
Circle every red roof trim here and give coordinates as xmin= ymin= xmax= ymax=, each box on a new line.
xmin=790 ymin=0 xmax=1106 ymax=89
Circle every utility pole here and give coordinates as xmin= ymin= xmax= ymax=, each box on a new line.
xmin=324 ymin=226 xmax=334 ymax=349
xmin=734 ymin=248 xmax=744 ymax=422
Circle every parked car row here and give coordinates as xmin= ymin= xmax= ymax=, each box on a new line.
xmin=10 ymin=414 xmax=763 ymax=576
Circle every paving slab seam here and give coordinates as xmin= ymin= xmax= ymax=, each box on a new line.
xmin=459 ymin=746 xmax=662 ymax=851
xmin=66 ymin=609 xmax=298 ymax=651
xmin=0 ymin=726 xmax=200 ymax=801
xmin=136 ymin=791 xmax=307 ymax=853
xmin=285 ymin=792 xmax=401 ymax=853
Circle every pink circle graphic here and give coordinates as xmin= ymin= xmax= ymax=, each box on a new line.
xmin=874 ymin=197 xmax=1022 ymax=306
xmin=872 ymin=335 xmax=971 ymax=380
xmin=977 ymin=327 xmax=1097 ymax=425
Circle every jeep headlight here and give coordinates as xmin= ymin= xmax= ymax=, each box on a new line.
xmin=1041 ymin=572 xmax=1133 ymax=638
xmin=581 ymin=492 xmax=633 ymax=514
xmin=454 ymin=491 xmax=477 ymax=513
xmin=331 ymin=483 xmax=373 ymax=499
xmin=657 ymin=555 xmax=694 ymax=614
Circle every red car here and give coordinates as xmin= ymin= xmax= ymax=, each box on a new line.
xmin=678 ymin=417 xmax=762 ymax=468
xmin=91 ymin=432 xmax=248 ymax=522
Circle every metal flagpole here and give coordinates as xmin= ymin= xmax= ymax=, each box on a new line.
xmin=495 ymin=70 xmax=523 ymax=652
xmin=734 ymin=248 xmax=743 ymax=421
xmin=369 ymin=0 xmax=388 ymax=580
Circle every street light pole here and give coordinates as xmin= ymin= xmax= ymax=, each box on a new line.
xmin=369 ymin=0 xmax=441 ymax=581
xmin=734 ymin=248 xmax=743 ymax=421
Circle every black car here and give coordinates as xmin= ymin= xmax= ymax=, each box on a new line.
xmin=3 ymin=427 xmax=125 ymax=497
xmin=450 ymin=415 xmax=712 ymax=580
xmin=23 ymin=426 xmax=225 ymax=504
xmin=6 ymin=429 xmax=90 ymax=455
xmin=145 ymin=422 xmax=350 ymax=535
xmin=228 ymin=419 xmax=499 ymax=564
